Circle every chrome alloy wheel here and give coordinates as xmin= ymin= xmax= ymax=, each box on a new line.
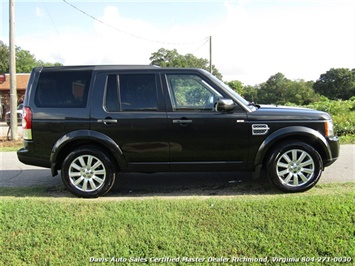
xmin=68 ymin=155 xmax=107 ymax=192
xmin=276 ymin=149 xmax=315 ymax=187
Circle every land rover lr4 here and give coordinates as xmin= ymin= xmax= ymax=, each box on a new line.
xmin=17 ymin=65 xmax=339 ymax=197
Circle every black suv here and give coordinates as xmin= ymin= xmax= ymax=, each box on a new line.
xmin=18 ymin=65 xmax=339 ymax=197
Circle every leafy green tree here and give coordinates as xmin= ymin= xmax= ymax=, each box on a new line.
xmin=256 ymin=73 xmax=319 ymax=105
xmin=0 ymin=42 xmax=62 ymax=73
xmin=258 ymin=73 xmax=289 ymax=104
xmin=16 ymin=47 xmax=37 ymax=73
xmin=226 ymin=80 xmax=243 ymax=95
xmin=36 ymin=60 xmax=62 ymax=68
xmin=149 ymin=48 xmax=223 ymax=80
xmin=243 ymin=85 xmax=259 ymax=103
xmin=0 ymin=41 xmax=9 ymax=73
xmin=149 ymin=48 xmax=179 ymax=67
xmin=313 ymin=68 xmax=355 ymax=100
xmin=284 ymin=80 xmax=319 ymax=105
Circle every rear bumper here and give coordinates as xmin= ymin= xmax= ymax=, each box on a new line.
xmin=17 ymin=143 xmax=50 ymax=169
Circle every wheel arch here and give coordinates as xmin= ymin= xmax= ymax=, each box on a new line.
xmin=50 ymin=130 xmax=126 ymax=176
xmin=254 ymin=126 xmax=331 ymax=170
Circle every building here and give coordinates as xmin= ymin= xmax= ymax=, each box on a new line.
xmin=0 ymin=73 xmax=30 ymax=121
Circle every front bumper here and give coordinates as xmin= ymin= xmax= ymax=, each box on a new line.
xmin=324 ymin=136 xmax=340 ymax=167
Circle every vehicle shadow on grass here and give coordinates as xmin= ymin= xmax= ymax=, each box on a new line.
xmin=0 ymin=170 xmax=282 ymax=198
xmin=109 ymin=172 xmax=281 ymax=198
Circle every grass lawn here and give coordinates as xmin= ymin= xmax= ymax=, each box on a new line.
xmin=0 ymin=183 xmax=354 ymax=265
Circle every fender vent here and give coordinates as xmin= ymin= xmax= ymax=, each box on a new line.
xmin=252 ymin=124 xmax=270 ymax=135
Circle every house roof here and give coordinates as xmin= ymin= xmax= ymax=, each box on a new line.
xmin=0 ymin=73 xmax=30 ymax=91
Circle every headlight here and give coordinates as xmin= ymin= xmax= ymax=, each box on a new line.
xmin=325 ymin=120 xmax=334 ymax=137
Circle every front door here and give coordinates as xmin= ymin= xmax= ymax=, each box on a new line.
xmin=164 ymin=73 xmax=250 ymax=171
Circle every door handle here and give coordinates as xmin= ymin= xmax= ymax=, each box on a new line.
xmin=98 ymin=119 xmax=118 ymax=125
xmin=173 ymin=119 xmax=192 ymax=125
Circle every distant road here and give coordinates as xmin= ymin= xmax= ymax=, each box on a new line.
xmin=0 ymin=145 xmax=353 ymax=189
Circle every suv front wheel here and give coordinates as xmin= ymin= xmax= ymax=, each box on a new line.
xmin=267 ymin=142 xmax=323 ymax=192
xmin=61 ymin=147 xmax=116 ymax=198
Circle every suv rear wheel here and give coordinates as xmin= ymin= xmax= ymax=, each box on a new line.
xmin=61 ymin=147 xmax=116 ymax=198
xmin=267 ymin=142 xmax=323 ymax=192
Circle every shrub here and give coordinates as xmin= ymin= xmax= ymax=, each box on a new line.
xmin=307 ymin=98 xmax=355 ymax=136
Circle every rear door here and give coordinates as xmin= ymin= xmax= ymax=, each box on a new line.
xmin=90 ymin=71 xmax=169 ymax=171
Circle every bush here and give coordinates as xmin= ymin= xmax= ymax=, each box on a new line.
xmin=306 ymin=97 xmax=355 ymax=136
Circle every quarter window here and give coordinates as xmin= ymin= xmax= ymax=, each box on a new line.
xmin=35 ymin=71 xmax=91 ymax=108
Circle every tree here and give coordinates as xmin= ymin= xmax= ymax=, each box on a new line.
xmin=0 ymin=41 xmax=9 ymax=73
xmin=243 ymin=85 xmax=259 ymax=103
xmin=313 ymin=68 xmax=355 ymax=100
xmin=149 ymin=48 xmax=223 ymax=80
xmin=36 ymin=60 xmax=62 ymax=68
xmin=284 ymin=80 xmax=319 ymax=105
xmin=258 ymin=73 xmax=289 ymax=104
xmin=149 ymin=48 xmax=179 ymax=67
xmin=16 ymin=47 xmax=37 ymax=73
xmin=256 ymin=73 xmax=319 ymax=105
xmin=0 ymin=42 xmax=62 ymax=73
xmin=226 ymin=80 xmax=243 ymax=95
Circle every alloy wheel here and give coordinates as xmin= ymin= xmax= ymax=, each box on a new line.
xmin=276 ymin=149 xmax=315 ymax=187
xmin=68 ymin=155 xmax=107 ymax=192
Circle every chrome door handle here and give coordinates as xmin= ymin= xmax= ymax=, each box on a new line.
xmin=98 ymin=119 xmax=118 ymax=124
xmin=173 ymin=119 xmax=192 ymax=124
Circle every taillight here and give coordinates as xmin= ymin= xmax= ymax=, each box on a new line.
xmin=22 ymin=107 xmax=32 ymax=140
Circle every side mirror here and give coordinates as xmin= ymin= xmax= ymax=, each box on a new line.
xmin=215 ymin=98 xmax=235 ymax=112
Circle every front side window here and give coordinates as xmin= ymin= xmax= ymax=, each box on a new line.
xmin=167 ymin=74 xmax=222 ymax=111
xmin=35 ymin=70 xmax=91 ymax=108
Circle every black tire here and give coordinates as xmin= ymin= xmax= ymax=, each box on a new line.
xmin=267 ymin=142 xmax=323 ymax=193
xmin=61 ymin=146 xmax=116 ymax=198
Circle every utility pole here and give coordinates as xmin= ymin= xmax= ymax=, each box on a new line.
xmin=209 ymin=36 xmax=212 ymax=74
xmin=9 ymin=0 xmax=18 ymax=140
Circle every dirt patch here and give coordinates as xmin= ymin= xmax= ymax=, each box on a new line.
xmin=0 ymin=138 xmax=23 ymax=149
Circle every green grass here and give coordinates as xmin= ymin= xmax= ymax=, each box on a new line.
xmin=339 ymin=134 xmax=355 ymax=144
xmin=1 ymin=183 xmax=354 ymax=265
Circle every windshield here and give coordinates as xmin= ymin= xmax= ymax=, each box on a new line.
xmin=203 ymin=70 xmax=254 ymax=111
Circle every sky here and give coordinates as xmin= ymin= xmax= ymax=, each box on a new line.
xmin=1 ymin=0 xmax=354 ymax=85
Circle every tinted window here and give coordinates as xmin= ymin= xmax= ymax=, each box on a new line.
xmin=104 ymin=74 xmax=158 ymax=112
xmin=167 ymin=74 xmax=222 ymax=111
xmin=120 ymin=74 xmax=158 ymax=111
xmin=35 ymin=70 xmax=92 ymax=108
xmin=104 ymin=75 xmax=120 ymax=112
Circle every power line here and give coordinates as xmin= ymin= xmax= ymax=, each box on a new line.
xmin=43 ymin=3 xmax=60 ymax=36
xmin=62 ymin=0 xmax=209 ymax=46
xmin=191 ymin=38 xmax=209 ymax=54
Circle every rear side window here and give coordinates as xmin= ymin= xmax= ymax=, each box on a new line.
xmin=105 ymin=75 xmax=120 ymax=112
xmin=104 ymin=74 xmax=158 ymax=112
xmin=35 ymin=70 xmax=92 ymax=108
